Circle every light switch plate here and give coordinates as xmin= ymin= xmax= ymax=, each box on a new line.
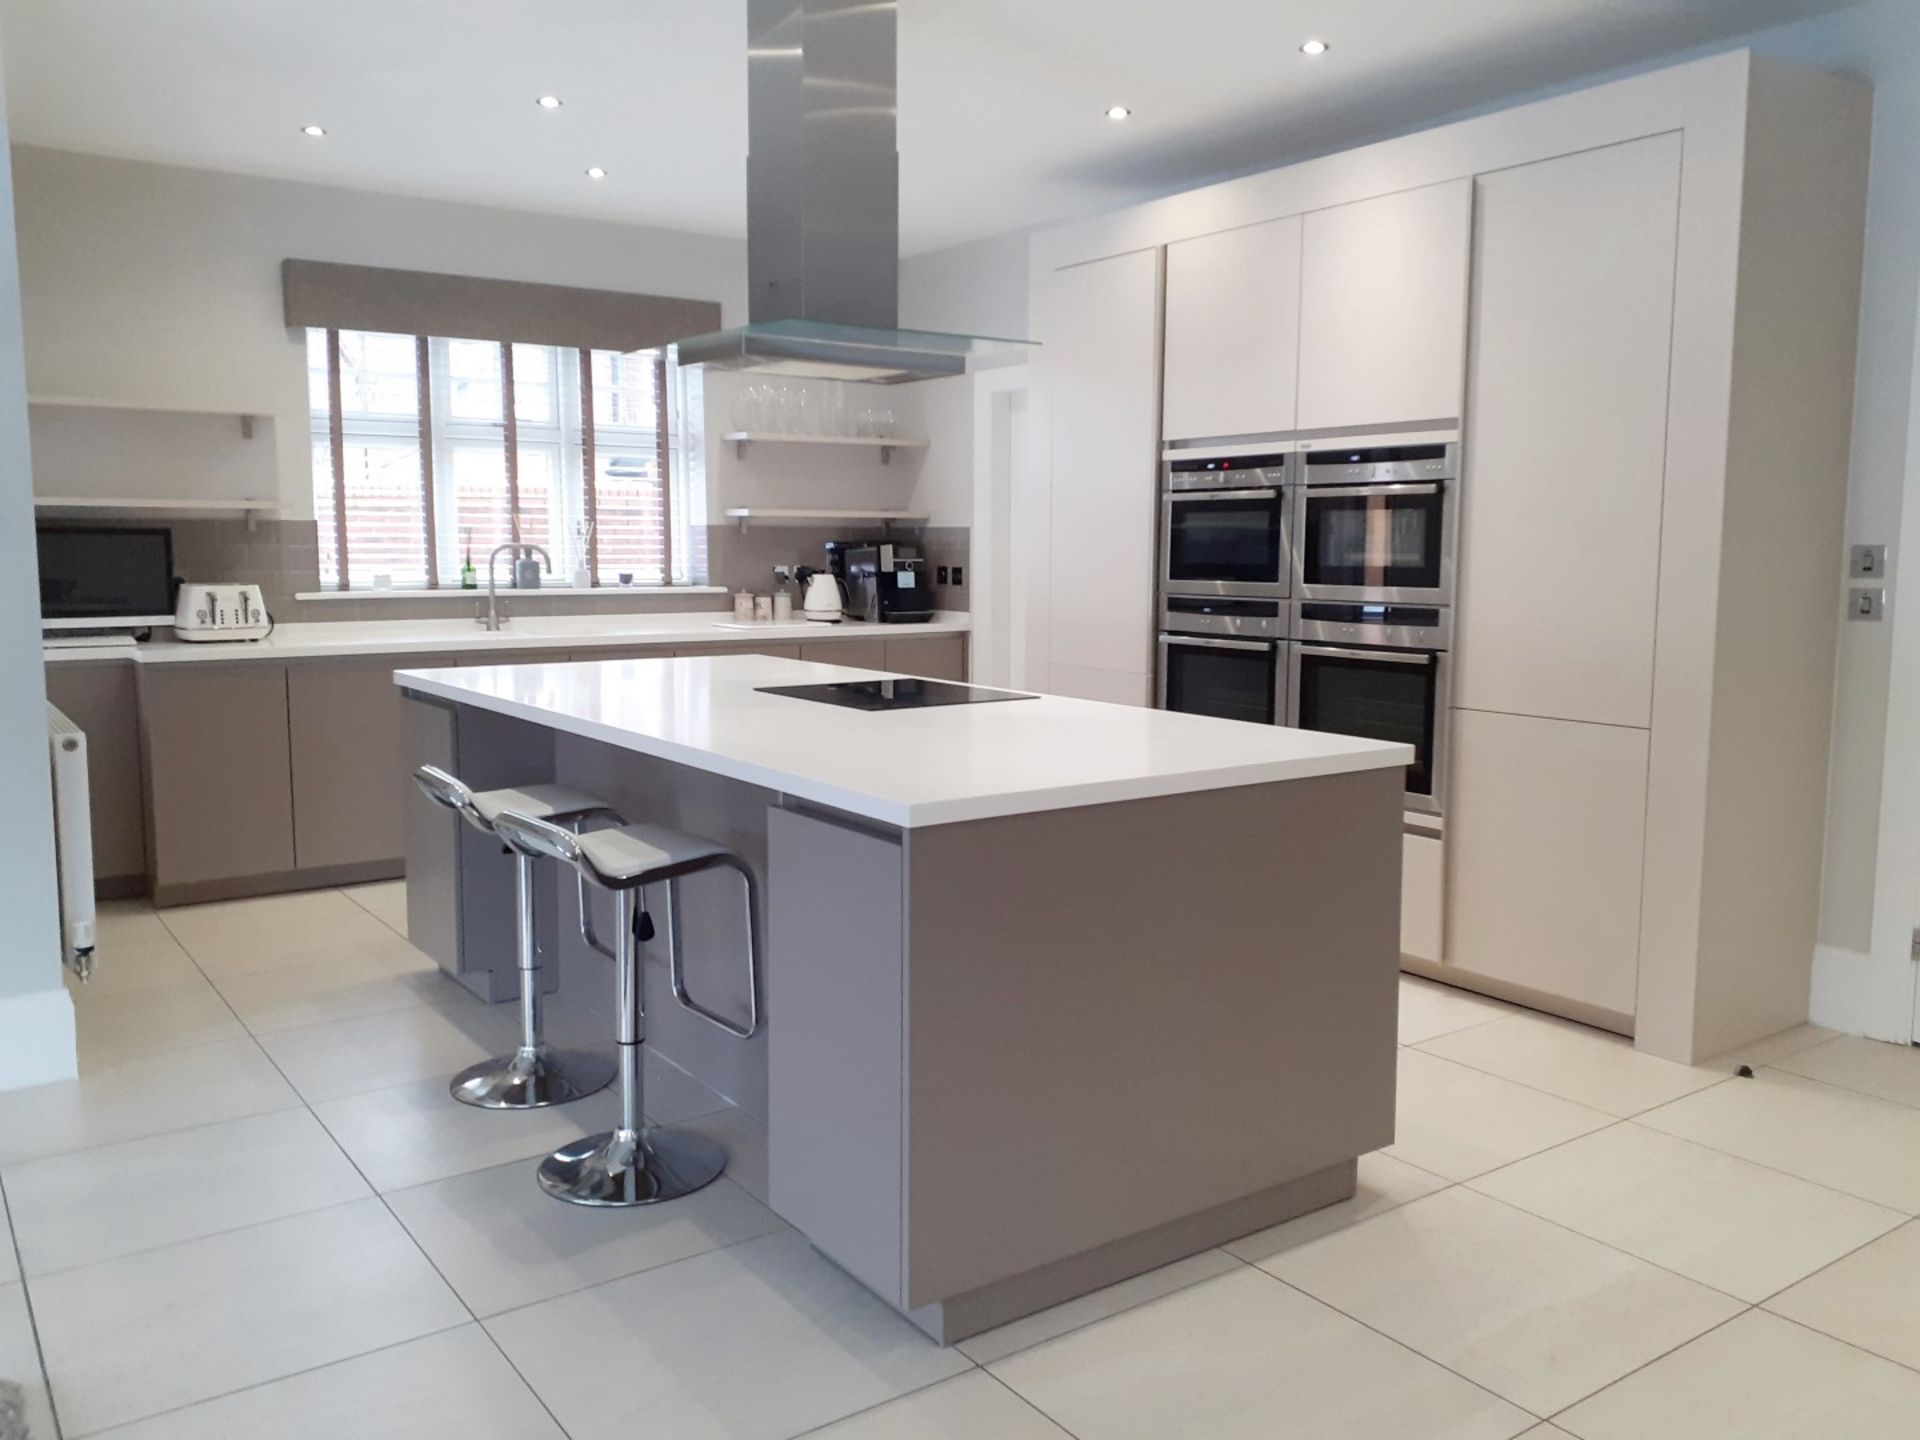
xmin=1850 ymin=587 xmax=1886 ymax=621
xmin=1850 ymin=544 xmax=1888 ymax=580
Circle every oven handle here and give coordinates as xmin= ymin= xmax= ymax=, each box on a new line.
xmin=1296 ymin=644 xmax=1434 ymax=666
xmin=1161 ymin=634 xmax=1275 ymax=653
xmin=1168 ymin=488 xmax=1286 ymax=503
xmin=1305 ymin=483 xmax=1442 ymax=499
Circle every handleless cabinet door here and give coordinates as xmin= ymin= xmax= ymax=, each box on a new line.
xmin=1455 ymin=135 xmax=1682 ymax=727
xmin=1446 ymin=709 xmax=1649 ymax=1020
xmin=1163 ymin=217 xmax=1302 ymax=441
xmin=140 ymin=663 xmax=294 ymax=888
xmin=1297 ymin=180 xmax=1472 ymax=430
xmin=884 ymin=635 xmax=967 ymax=682
xmin=289 ymin=656 xmax=419 ymax=870
xmin=44 ymin=661 xmax=145 ymax=886
xmin=1040 ymin=248 xmax=1163 ymax=701
xmin=801 ymin=639 xmax=888 ymax=670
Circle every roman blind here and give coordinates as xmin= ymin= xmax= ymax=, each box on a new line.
xmin=281 ymin=260 xmax=721 ymax=354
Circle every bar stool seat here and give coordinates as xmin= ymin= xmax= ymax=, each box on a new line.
xmin=490 ymin=809 xmax=763 ymax=1208
xmin=412 ymin=765 xmax=620 ymax=1110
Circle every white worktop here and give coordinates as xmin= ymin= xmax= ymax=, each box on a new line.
xmin=395 ymin=653 xmax=1412 ymax=828
xmin=43 ymin=610 xmax=970 ymax=665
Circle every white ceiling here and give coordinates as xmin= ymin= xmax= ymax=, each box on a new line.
xmin=0 ymin=0 xmax=1862 ymax=255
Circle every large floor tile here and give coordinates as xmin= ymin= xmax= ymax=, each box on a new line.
xmin=0 ymin=1039 xmax=299 ymax=1165
xmin=210 ymin=942 xmax=450 ymax=1034
xmin=1266 ymin=1187 xmax=1742 ymax=1416
xmin=1639 ymin=1068 xmax=1920 ymax=1212
xmin=1557 ymin=1310 xmax=1920 ymax=1439
xmin=0 ymin=1281 xmax=57 ymax=1440
xmin=74 ymin=984 xmax=246 ymax=1064
xmin=1419 ymin=1013 xmax=1723 ymax=1117
xmin=1765 ymin=1219 xmax=1920 ymax=1368
xmin=686 ymin=1102 xmax=770 ymax=1204
xmin=33 ymin=1197 xmax=467 ymax=1435
xmin=989 ymin=1266 xmax=1530 ymax=1440
xmin=88 ymin=1326 xmax=562 ymax=1440
xmin=66 ymin=935 xmax=207 ymax=1000
xmin=258 ymin=1001 xmax=523 ymax=1104
xmin=158 ymin=889 xmax=406 ymax=976
xmin=486 ymin=1229 xmax=972 ymax=1440
xmin=1224 ymin=1153 xmax=1449 ymax=1265
xmin=1397 ymin=976 xmax=1516 ymax=1045
xmin=387 ymin=1159 xmax=783 ymax=1316
xmin=1469 ymin=1123 xmax=1904 ymax=1302
xmin=1701 ymin=1023 xmax=1838 ymax=1074
xmin=341 ymin=880 xmax=410 ymax=938
xmin=1387 ymin=1048 xmax=1613 ymax=1181
xmin=3 ymin=1108 xmax=369 ymax=1277
xmin=802 ymin=1372 xmax=1071 ymax=1439
xmin=1774 ymin=1034 xmax=1920 ymax=1111
xmin=313 ymin=1075 xmax=622 ymax=1192
xmin=92 ymin=900 xmax=172 ymax=950
xmin=957 ymin=1248 xmax=1241 ymax=1366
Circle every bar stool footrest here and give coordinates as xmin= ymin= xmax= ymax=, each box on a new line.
xmin=537 ymin=1126 xmax=727 ymax=1206
xmin=449 ymin=1046 xmax=617 ymax=1110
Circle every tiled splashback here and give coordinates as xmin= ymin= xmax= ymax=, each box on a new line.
xmin=58 ymin=516 xmax=969 ymax=623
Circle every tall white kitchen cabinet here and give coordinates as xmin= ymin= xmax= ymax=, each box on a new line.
xmin=1296 ymin=180 xmax=1473 ymax=431
xmin=1444 ymin=136 xmax=1683 ymax=1020
xmin=1035 ymin=249 xmax=1163 ymax=705
xmin=1162 ymin=218 xmax=1301 ymax=441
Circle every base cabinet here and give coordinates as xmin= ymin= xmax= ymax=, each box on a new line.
xmin=44 ymin=662 xmax=146 ymax=890
xmin=884 ymin=635 xmax=967 ymax=681
xmin=140 ymin=664 xmax=295 ymax=893
xmin=1445 ymin=709 xmax=1649 ymax=1020
xmin=288 ymin=656 xmax=417 ymax=870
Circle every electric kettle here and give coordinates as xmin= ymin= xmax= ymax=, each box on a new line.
xmin=798 ymin=568 xmax=845 ymax=624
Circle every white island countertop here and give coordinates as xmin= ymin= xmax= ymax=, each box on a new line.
xmin=395 ymin=653 xmax=1412 ymax=828
xmin=45 ymin=610 xmax=969 ymax=666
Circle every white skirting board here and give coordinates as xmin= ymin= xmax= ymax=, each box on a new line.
xmin=0 ymin=987 xmax=76 ymax=1092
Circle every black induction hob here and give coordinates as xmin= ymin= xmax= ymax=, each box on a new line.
xmin=756 ymin=679 xmax=1039 ymax=711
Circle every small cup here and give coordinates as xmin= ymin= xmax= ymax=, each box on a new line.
xmin=734 ymin=591 xmax=755 ymax=621
xmin=754 ymin=594 xmax=774 ymax=622
xmin=773 ymin=591 xmax=793 ymax=623
xmin=618 ymin=571 xmax=634 ymax=586
xmin=371 ymin=573 xmax=393 ymax=592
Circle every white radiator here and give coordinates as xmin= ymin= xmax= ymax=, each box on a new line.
xmin=46 ymin=703 xmax=95 ymax=979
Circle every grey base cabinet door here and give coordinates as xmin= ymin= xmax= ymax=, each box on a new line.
xmin=883 ymin=635 xmax=967 ymax=681
xmin=289 ymin=657 xmax=412 ymax=870
xmin=141 ymin=664 xmax=295 ymax=887
xmin=44 ymin=662 xmax=146 ymax=886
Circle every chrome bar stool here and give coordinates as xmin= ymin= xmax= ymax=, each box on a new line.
xmin=411 ymin=765 xmax=621 ymax=1109
xmin=489 ymin=809 xmax=763 ymax=1207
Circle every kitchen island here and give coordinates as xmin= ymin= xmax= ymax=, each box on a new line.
xmin=397 ymin=653 xmax=1410 ymax=1343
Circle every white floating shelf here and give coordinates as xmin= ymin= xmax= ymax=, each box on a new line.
xmin=35 ymin=495 xmax=279 ymax=521
xmin=722 ymin=432 xmax=929 ymax=465
xmin=723 ymin=507 xmax=928 ymax=531
xmin=29 ymin=394 xmax=268 ymax=438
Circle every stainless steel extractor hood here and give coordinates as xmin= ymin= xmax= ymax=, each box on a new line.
xmin=676 ymin=0 xmax=1033 ymax=385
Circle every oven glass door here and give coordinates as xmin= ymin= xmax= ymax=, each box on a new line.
xmin=1164 ymin=489 xmax=1288 ymax=593
xmin=1291 ymin=645 xmax=1439 ymax=804
xmin=1160 ymin=636 xmax=1282 ymax=726
xmin=1297 ymin=484 xmax=1446 ymax=600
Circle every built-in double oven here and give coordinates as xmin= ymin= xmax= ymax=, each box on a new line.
xmin=1157 ymin=435 xmax=1459 ymax=814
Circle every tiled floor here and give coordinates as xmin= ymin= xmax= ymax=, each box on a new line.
xmin=0 ymin=892 xmax=1916 ymax=1436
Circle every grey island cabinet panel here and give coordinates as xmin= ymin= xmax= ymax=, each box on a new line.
xmin=139 ymin=663 xmax=296 ymax=898
xmin=44 ymin=661 xmax=146 ymax=892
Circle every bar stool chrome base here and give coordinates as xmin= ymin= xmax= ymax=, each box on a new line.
xmin=537 ymin=1126 xmax=726 ymax=1207
xmin=449 ymin=1045 xmax=616 ymax=1110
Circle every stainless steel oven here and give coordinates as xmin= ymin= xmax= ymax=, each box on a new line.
xmin=1295 ymin=439 xmax=1458 ymax=605
xmin=1158 ymin=596 xmax=1287 ymax=726
xmin=1161 ymin=449 xmax=1293 ymax=599
xmin=1288 ymin=601 xmax=1451 ymax=814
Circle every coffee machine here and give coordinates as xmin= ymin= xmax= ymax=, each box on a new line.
xmin=834 ymin=541 xmax=934 ymax=624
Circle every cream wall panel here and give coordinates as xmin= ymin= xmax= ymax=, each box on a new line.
xmin=1162 ymin=217 xmax=1301 ymax=441
xmin=1456 ymin=136 xmax=1682 ymax=727
xmin=1040 ymin=250 xmax=1162 ymax=694
xmin=1297 ymin=180 xmax=1472 ymax=430
xmin=1447 ymin=710 xmax=1650 ymax=1019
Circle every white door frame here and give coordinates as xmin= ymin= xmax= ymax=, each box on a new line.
xmin=971 ymin=364 xmax=1029 ymax=689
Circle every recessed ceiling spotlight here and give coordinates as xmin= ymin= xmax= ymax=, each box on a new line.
xmin=585 ymin=166 xmax=608 ymax=180
xmin=1300 ymin=38 xmax=1330 ymax=56
xmin=536 ymin=95 xmax=563 ymax=110
xmin=1105 ymin=105 xmax=1132 ymax=121
xmin=301 ymin=124 xmax=327 ymax=138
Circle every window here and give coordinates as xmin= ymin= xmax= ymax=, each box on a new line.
xmin=308 ymin=328 xmax=700 ymax=590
